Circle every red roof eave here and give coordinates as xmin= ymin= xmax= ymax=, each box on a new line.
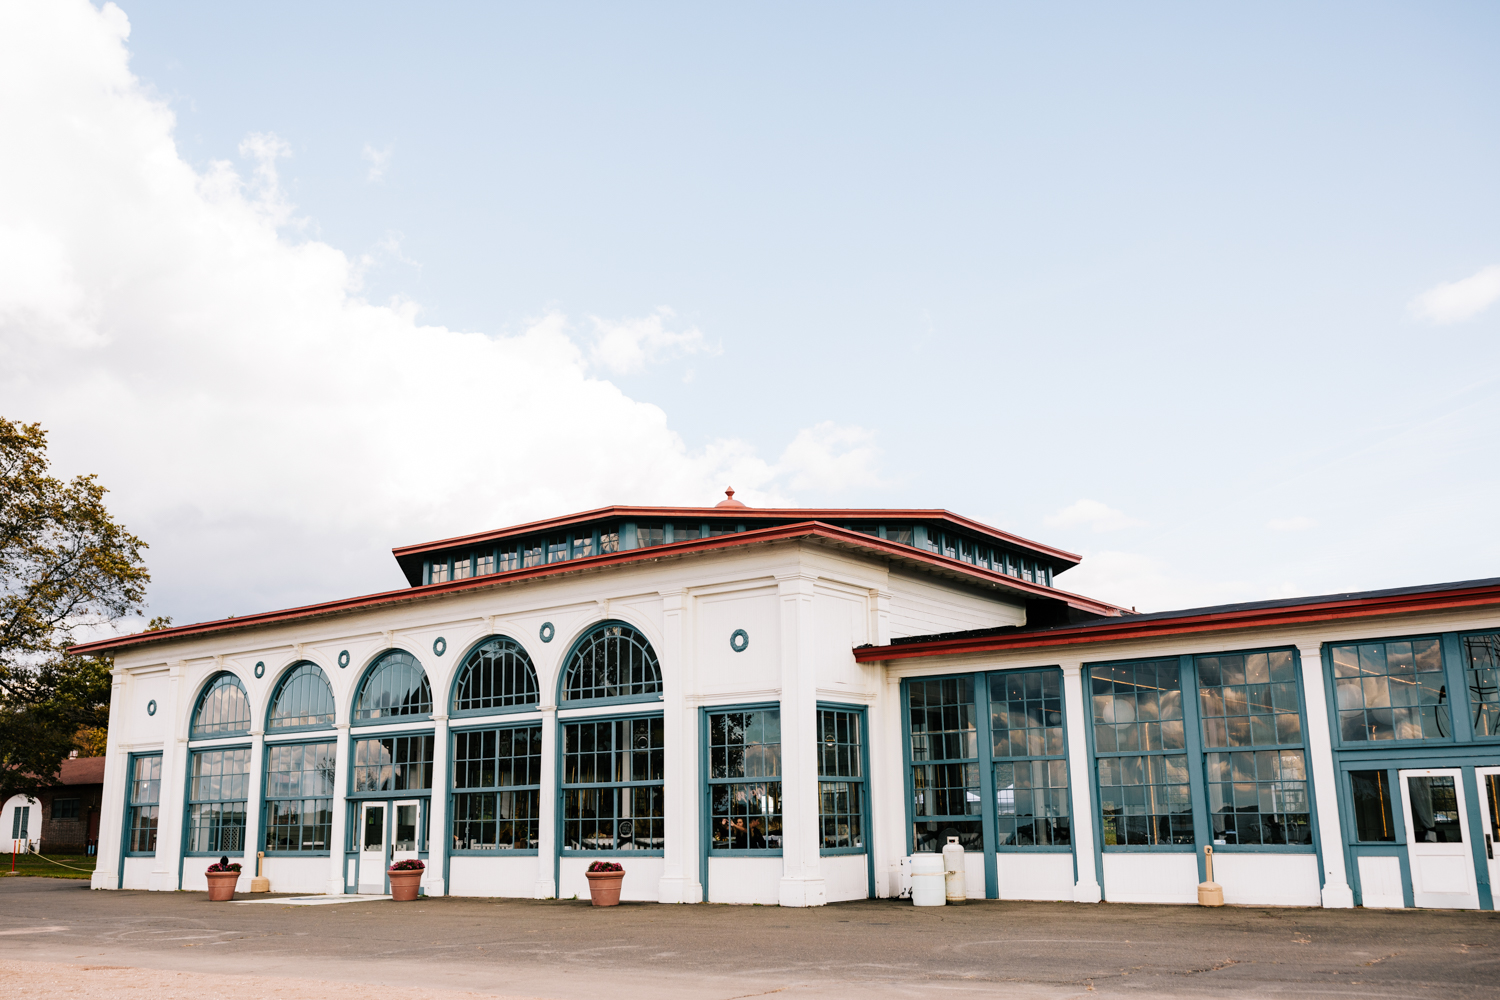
xmin=853 ymin=581 xmax=1500 ymax=663
xmin=68 ymin=521 xmax=1123 ymax=658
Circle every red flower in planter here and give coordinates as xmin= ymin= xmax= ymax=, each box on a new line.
xmin=587 ymin=861 xmax=623 ymax=873
xmin=389 ymin=859 xmax=426 ymax=872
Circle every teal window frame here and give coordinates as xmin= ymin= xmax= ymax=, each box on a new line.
xmin=1328 ymin=635 xmax=1452 ymax=746
xmin=1460 ymin=630 xmax=1500 ymax=741
xmin=558 ymin=711 xmax=665 ymax=856
xmin=262 ymin=738 xmax=336 ymax=856
xmin=450 ymin=722 xmax=542 ymax=855
xmin=350 ymin=731 xmax=435 ymax=794
xmin=557 ymin=621 xmax=663 ymax=707
xmin=353 ymin=650 xmax=432 ymax=725
xmin=989 ymin=668 xmax=1072 ymax=851
xmin=267 ymin=661 xmax=336 ymax=732
xmin=903 ymin=675 xmax=986 ymax=855
xmin=451 ymin=635 xmax=540 ymax=717
xmin=703 ymin=703 xmax=783 ymax=857
xmin=817 ymin=704 xmax=870 ymax=856
xmin=191 ymin=672 xmax=251 ymax=739
xmin=1088 ymin=657 xmax=1198 ymax=853
xmin=123 ymin=753 xmax=161 ymax=856
xmin=184 ymin=745 xmax=251 ymax=856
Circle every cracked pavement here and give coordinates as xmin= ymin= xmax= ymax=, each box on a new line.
xmin=1 ymin=877 xmax=1496 ymax=998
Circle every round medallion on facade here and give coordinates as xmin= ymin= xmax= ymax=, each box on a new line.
xmin=730 ymin=628 xmax=749 ymax=653
xmin=147 ymin=699 xmax=157 ymax=716
xmin=254 ymin=661 xmax=265 ymax=679
xmin=433 ymin=636 xmax=447 ymax=657
xmin=540 ymin=622 xmax=555 ymax=643
xmin=337 ymin=649 xmax=351 ymax=669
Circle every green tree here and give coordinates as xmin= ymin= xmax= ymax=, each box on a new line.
xmin=0 ymin=418 xmax=150 ymax=801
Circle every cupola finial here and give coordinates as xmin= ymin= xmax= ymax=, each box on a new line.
xmin=715 ymin=487 xmax=747 ymax=509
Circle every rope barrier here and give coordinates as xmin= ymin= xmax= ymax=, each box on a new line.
xmin=4 ymin=852 xmax=96 ymax=873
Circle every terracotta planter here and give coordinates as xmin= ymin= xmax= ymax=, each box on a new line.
xmin=585 ymin=870 xmax=624 ymax=907
xmin=205 ymin=871 xmax=240 ymax=902
xmin=388 ymin=870 xmax=423 ymax=902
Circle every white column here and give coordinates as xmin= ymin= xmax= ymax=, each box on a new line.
xmin=1061 ymin=662 xmax=1102 ymax=903
xmin=657 ymin=589 xmax=700 ymax=903
xmin=1297 ymin=642 xmax=1354 ymax=908
xmin=427 ymin=716 xmax=449 ymax=896
xmin=242 ymin=730 xmax=265 ymax=891
xmin=326 ymin=722 xmax=350 ymax=895
xmin=91 ymin=669 xmax=130 ymax=889
xmin=150 ymin=662 xmax=188 ymax=891
xmin=777 ymin=572 xmax=825 ymax=907
xmin=534 ymin=705 xmax=558 ymax=899
xmin=873 ymin=668 xmax=905 ymax=899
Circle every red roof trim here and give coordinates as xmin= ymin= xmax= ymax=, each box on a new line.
xmin=853 ymin=582 xmax=1500 ymax=662
xmin=391 ymin=505 xmax=1082 ymax=567
xmin=68 ymin=522 xmax=1124 ymax=657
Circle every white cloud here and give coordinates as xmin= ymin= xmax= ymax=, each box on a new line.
xmin=588 ymin=307 xmax=715 ymax=375
xmin=1409 ymin=264 xmax=1500 ymax=324
xmin=1057 ymin=550 xmax=1263 ymax=614
xmin=1267 ymin=516 xmax=1315 ymax=532
xmin=361 ymin=143 xmax=392 ymax=183
xmin=1043 ymin=499 xmax=1145 ymax=533
xmin=0 ymin=0 xmax=877 ymax=624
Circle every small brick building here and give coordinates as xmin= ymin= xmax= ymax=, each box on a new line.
xmin=36 ymin=756 xmax=105 ymax=853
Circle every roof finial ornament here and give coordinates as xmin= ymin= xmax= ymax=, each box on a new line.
xmin=715 ymin=486 xmax=747 ymax=509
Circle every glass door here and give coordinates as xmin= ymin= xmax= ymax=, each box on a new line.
xmin=358 ymin=802 xmax=387 ymax=894
xmin=392 ymin=800 xmax=421 ymax=867
xmin=1479 ymin=767 xmax=1500 ymax=898
xmin=1398 ymin=768 xmax=1479 ymax=908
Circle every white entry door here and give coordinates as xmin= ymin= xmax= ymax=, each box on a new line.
xmin=1478 ymin=768 xmax=1500 ymax=898
xmin=358 ymin=802 xmax=387 ymax=894
xmin=1399 ymin=768 xmax=1479 ymax=909
xmin=392 ymin=800 xmax=421 ymax=867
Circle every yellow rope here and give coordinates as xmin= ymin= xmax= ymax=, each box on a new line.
xmin=6 ymin=853 xmax=96 ymax=873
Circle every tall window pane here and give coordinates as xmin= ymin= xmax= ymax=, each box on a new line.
xmin=1198 ymin=650 xmax=1310 ymax=846
xmin=817 ymin=708 xmax=865 ymax=852
xmin=1331 ymin=638 xmax=1448 ymax=741
xmin=1350 ymin=769 xmax=1396 ymax=842
xmin=353 ymin=735 xmax=434 ymax=791
xmin=127 ymin=755 xmax=162 ymax=853
xmin=1463 ymin=633 xmax=1500 ymax=737
xmin=264 ymin=742 xmax=335 ymax=852
xmin=708 ymin=709 xmax=783 ymax=852
xmin=452 ymin=726 xmax=542 ymax=850
xmin=907 ymin=677 xmax=981 ymax=852
xmin=991 ymin=669 xmax=1069 ymax=847
xmin=187 ymin=748 xmax=250 ymax=853
xmin=561 ymin=716 xmax=664 ymax=851
xmin=1092 ymin=660 xmax=1193 ymax=847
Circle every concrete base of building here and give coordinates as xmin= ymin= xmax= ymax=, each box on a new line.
xmin=1321 ymin=882 xmax=1356 ymax=908
xmin=778 ymin=876 xmax=826 ymax=907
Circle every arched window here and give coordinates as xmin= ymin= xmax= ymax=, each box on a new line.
xmin=192 ymin=672 xmax=251 ymax=738
xmin=354 ymin=650 xmax=432 ymax=721
xmin=561 ymin=622 xmax=662 ymax=702
xmin=453 ymin=637 xmax=538 ymax=714
xmin=269 ymin=662 xmax=336 ymax=730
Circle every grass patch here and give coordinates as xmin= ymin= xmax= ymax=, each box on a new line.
xmin=1 ymin=853 xmax=97 ymax=879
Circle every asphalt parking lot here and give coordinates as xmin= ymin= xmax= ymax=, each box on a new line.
xmin=1 ymin=877 xmax=1496 ymax=999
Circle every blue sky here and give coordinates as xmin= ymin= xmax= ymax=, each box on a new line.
xmin=3 ymin=1 xmax=1498 ymax=625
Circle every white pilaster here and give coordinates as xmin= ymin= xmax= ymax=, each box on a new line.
xmin=657 ymin=589 xmax=701 ymax=903
xmin=534 ymin=704 xmax=558 ymax=899
xmin=242 ymin=730 xmax=265 ymax=891
xmin=1061 ymin=662 xmax=1102 ymax=903
xmin=777 ymin=571 xmax=825 ymax=907
xmin=326 ymin=722 xmax=350 ymax=895
xmin=91 ymin=670 xmax=129 ymax=889
xmin=1297 ymin=643 xmax=1354 ymax=908
xmin=150 ymin=662 xmax=188 ymax=891
xmin=427 ymin=715 xmax=449 ymax=896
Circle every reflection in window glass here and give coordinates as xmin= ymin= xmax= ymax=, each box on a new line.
xmin=496 ymin=547 xmax=520 ymax=572
xmin=353 ymin=735 xmax=434 ymax=791
xmin=453 ymin=637 xmax=538 ymax=712
xmin=818 ymin=709 xmax=865 ymax=851
xmin=192 ymin=672 xmax=251 ymax=737
xmin=1092 ymin=660 xmax=1192 ymax=847
xmin=573 ymin=533 xmax=595 ymax=559
xmin=264 ymin=742 xmax=335 ymax=852
xmin=269 ymin=662 xmax=335 ymax=730
xmin=1406 ymin=775 xmax=1463 ymax=843
xmin=355 ymin=651 xmax=432 ymax=720
xmin=561 ymin=716 xmax=664 ymax=851
xmin=1097 ymin=753 xmax=1194 ymax=846
xmin=1092 ymin=660 xmax=1185 ymax=753
xmin=1463 ymin=633 xmax=1500 ymax=737
xmin=187 ymin=748 xmax=250 ymax=853
xmin=547 ymin=536 xmax=569 ymax=562
xmin=476 ymin=552 xmax=495 ymax=576
xmin=599 ymin=529 xmax=620 ymax=554
xmin=430 ymin=561 xmax=450 ymax=584
xmin=522 ymin=540 xmax=544 ymax=568
xmin=708 ymin=709 xmax=783 ymax=852
xmin=1350 ymin=769 xmax=1395 ymax=842
xmin=1204 ymin=750 xmax=1311 ymax=845
xmin=1332 ymin=639 xmax=1448 ymax=741
xmin=907 ymin=677 xmax=982 ymax=852
xmin=1198 ymin=651 xmax=1300 ymax=747
xmin=990 ymin=669 xmax=1069 ymax=847
xmin=127 ymin=755 xmax=162 ymax=853
xmin=453 ymin=726 xmax=542 ymax=850
xmin=637 ymin=526 xmax=665 ymax=547
xmin=562 ymin=624 xmax=662 ymax=702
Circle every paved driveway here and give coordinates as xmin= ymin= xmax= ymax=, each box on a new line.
xmin=1 ymin=877 xmax=1495 ymax=999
